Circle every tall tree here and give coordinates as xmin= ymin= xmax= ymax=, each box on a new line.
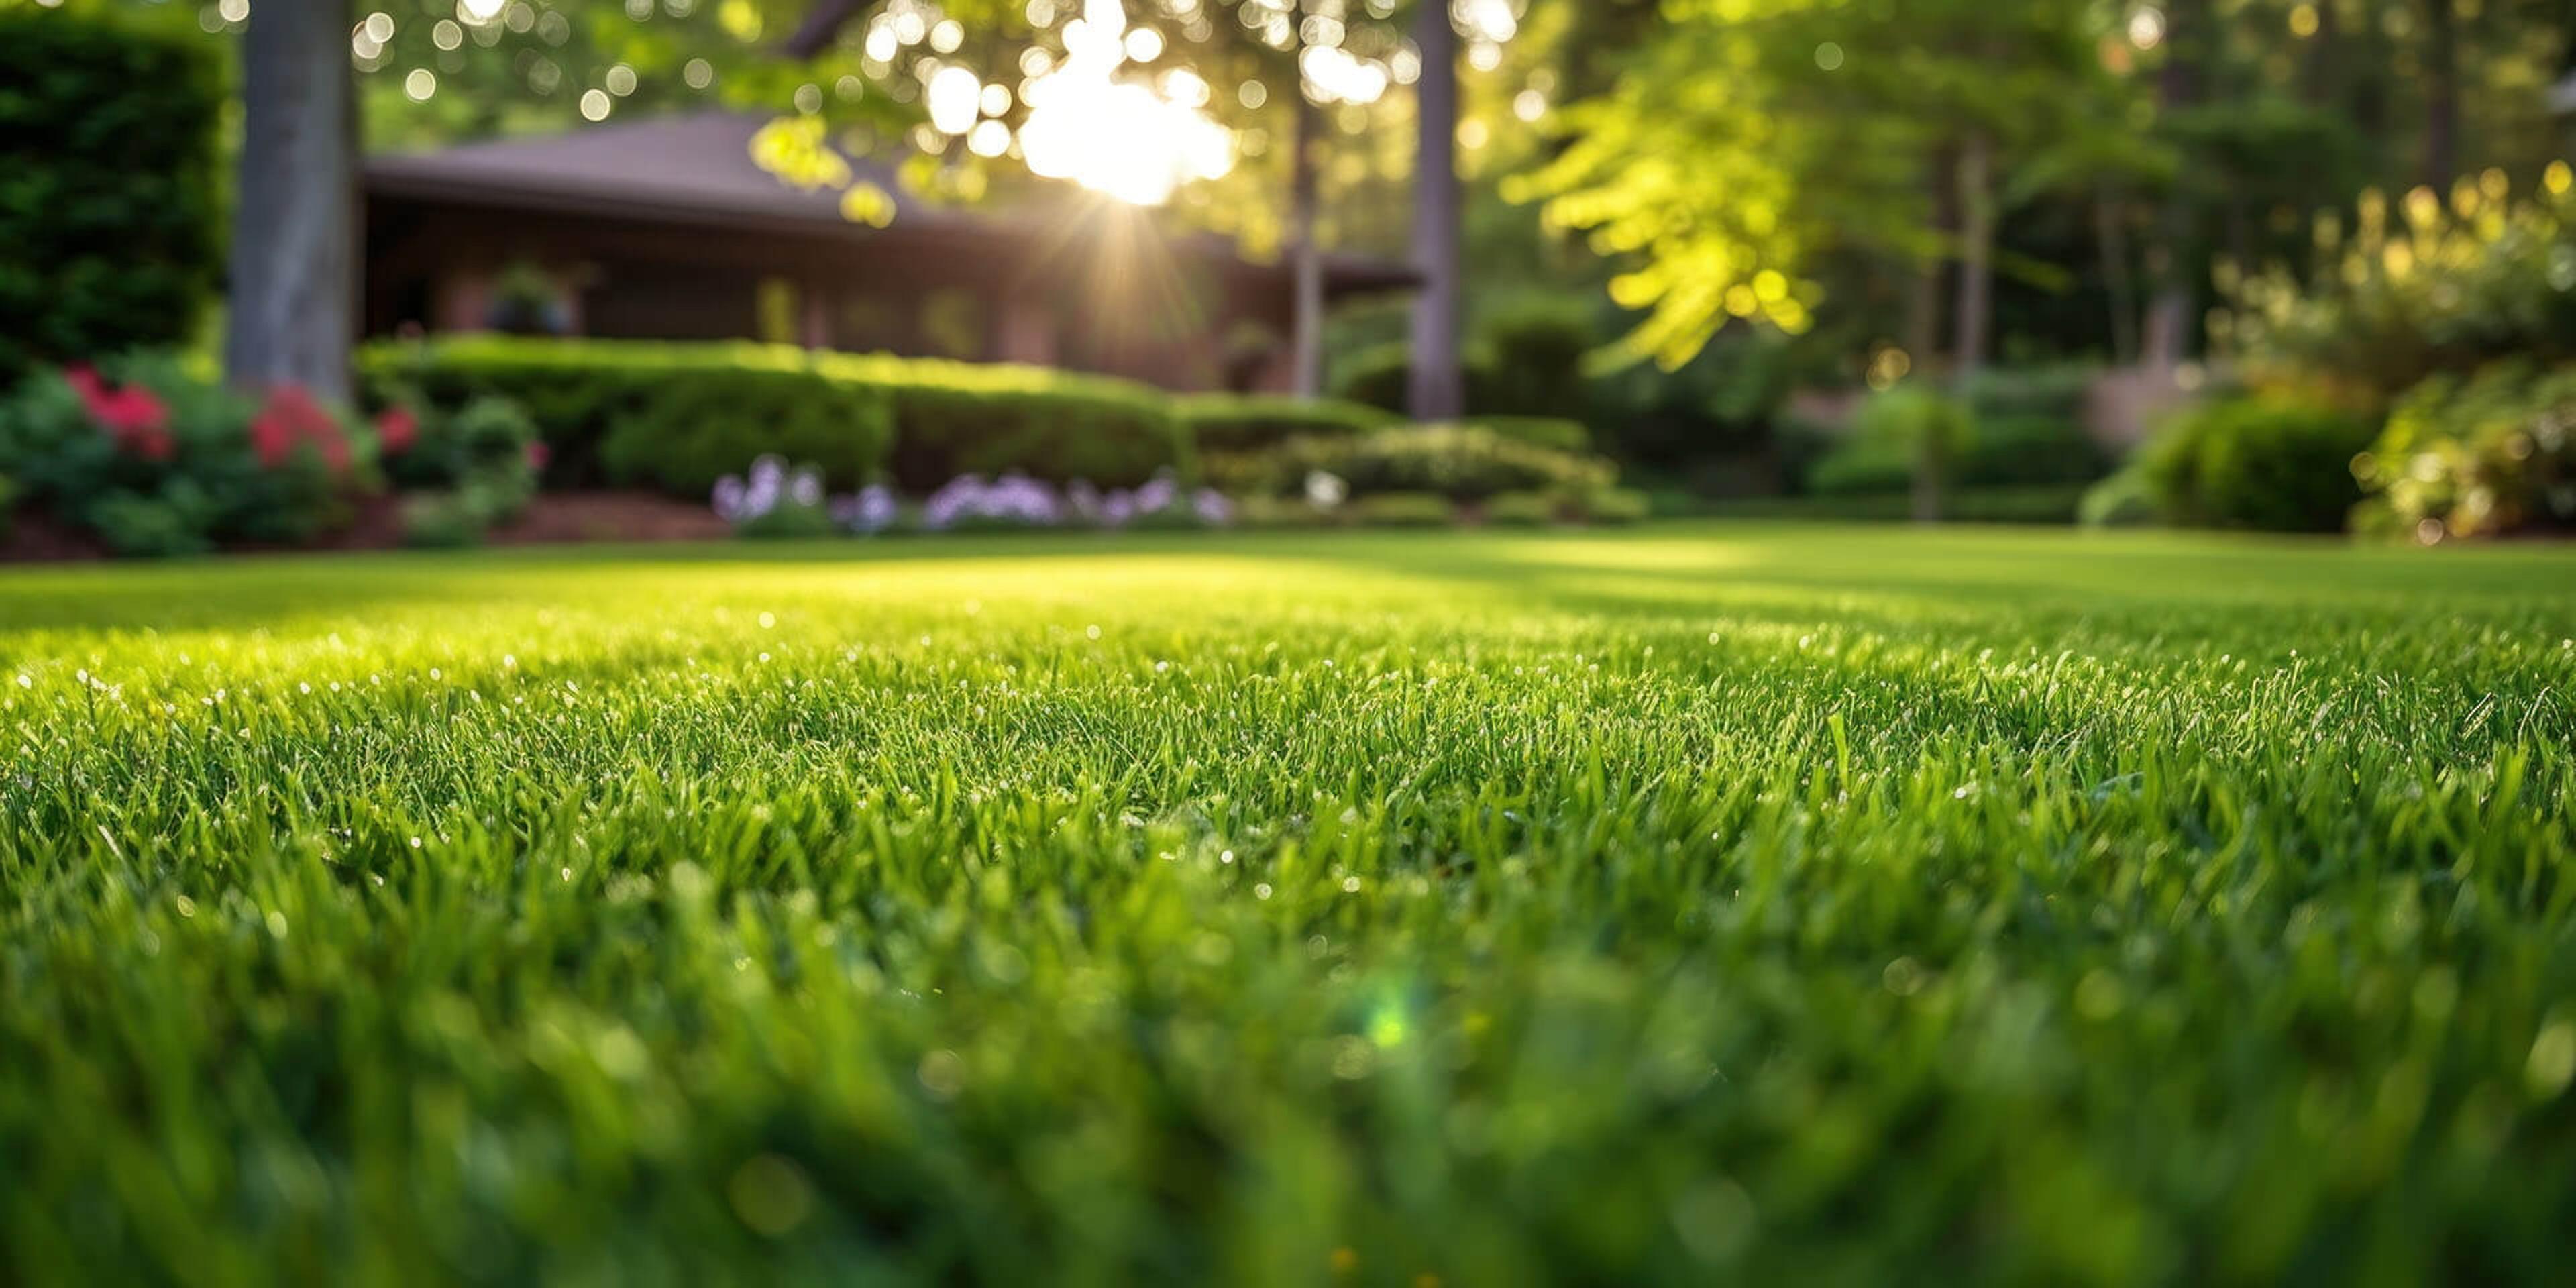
xmin=226 ymin=0 xmax=358 ymax=400
xmin=1407 ymin=0 xmax=1464 ymax=419
xmin=1287 ymin=2 xmax=1328 ymax=398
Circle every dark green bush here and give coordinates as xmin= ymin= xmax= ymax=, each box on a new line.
xmin=1332 ymin=304 xmax=1590 ymax=424
xmin=1351 ymin=492 xmax=1455 ymax=527
xmin=361 ymin=338 xmax=895 ymax=496
xmin=843 ymin=354 xmax=1183 ymax=490
xmin=1172 ymin=392 xmax=1395 ymax=454
xmin=1481 ymin=490 xmax=1562 ymax=526
xmin=1805 ymin=388 xmax=1973 ymax=497
xmin=1724 ymin=484 xmax=2095 ymax=525
xmin=1478 ymin=301 xmax=1595 ymax=422
xmin=1332 ymin=341 xmax=1503 ymax=417
xmin=2122 ymin=394 xmax=2379 ymax=532
xmin=0 ymin=12 xmax=223 ymax=385
xmin=1962 ymin=363 xmax=2096 ymax=425
xmin=1963 ymin=415 xmax=2112 ymax=487
xmin=364 ymin=339 xmax=1185 ymax=496
xmin=1466 ymin=416 xmax=1593 ymax=453
xmin=1576 ymin=486 xmax=1653 ymax=525
xmin=1249 ymin=425 xmax=1615 ymax=502
xmin=1807 ymin=392 xmax=2105 ymax=499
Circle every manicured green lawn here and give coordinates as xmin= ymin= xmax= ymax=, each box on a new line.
xmin=4 ymin=523 xmax=2573 ymax=1286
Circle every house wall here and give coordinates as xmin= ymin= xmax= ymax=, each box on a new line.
xmin=364 ymin=194 xmax=1344 ymax=395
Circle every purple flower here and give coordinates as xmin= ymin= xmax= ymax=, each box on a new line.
xmin=1192 ymin=488 xmax=1234 ymax=526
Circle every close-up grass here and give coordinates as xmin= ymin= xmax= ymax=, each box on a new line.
xmin=3 ymin=523 xmax=2573 ymax=1287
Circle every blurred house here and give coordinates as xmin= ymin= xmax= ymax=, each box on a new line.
xmin=362 ymin=112 xmax=1413 ymax=392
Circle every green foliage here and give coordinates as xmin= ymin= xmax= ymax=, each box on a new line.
xmin=0 ymin=354 xmax=363 ymax=557
xmin=849 ymin=354 xmax=1183 ymax=490
xmin=1729 ymin=483 xmax=2094 ymax=525
xmin=1 ymin=529 xmax=2573 ymax=1284
xmin=1465 ymin=416 xmax=1593 ymax=453
xmin=371 ymin=393 xmax=542 ymax=547
xmin=2121 ymin=394 xmax=2379 ymax=533
xmin=1515 ymin=0 xmax=2139 ymax=366
xmin=1476 ymin=300 xmax=1595 ymax=422
xmin=2225 ymin=184 xmax=2576 ymax=404
xmin=361 ymin=337 xmax=896 ymax=497
xmin=397 ymin=491 xmax=489 ymax=549
xmin=0 ymin=11 xmax=222 ymax=384
xmin=1962 ymin=362 xmax=2096 ymax=425
xmin=1332 ymin=339 xmax=1500 ymax=417
xmin=1575 ymin=486 xmax=1653 ymax=525
xmin=1330 ymin=305 xmax=1591 ymax=426
xmin=2076 ymin=469 xmax=2162 ymax=528
xmin=1170 ymin=392 xmax=1396 ymax=455
xmin=364 ymin=339 xmax=1186 ymax=496
xmin=1249 ymin=424 xmax=1616 ymax=503
xmin=1348 ymin=491 xmax=1455 ymax=527
xmin=2353 ymin=362 xmax=2576 ymax=540
xmin=1805 ymin=388 xmax=1974 ymax=496
xmin=1479 ymin=490 xmax=1561 ymax=526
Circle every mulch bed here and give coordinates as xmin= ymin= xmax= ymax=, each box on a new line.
xmin=1 ymin=491 xmax=729 ymax=564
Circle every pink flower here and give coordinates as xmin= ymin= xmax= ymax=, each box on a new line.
xmin=251 ymin=384 xmax=351 ymax=473
xmin=376 ymin=407 xmax=419 ymax=455
xmin=525 ymin=441 xmax=551 ymax=472
xmin=65 ymin=364 xmax=174 ymax=460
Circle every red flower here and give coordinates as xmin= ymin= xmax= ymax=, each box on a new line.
xmin=525 ymin=441 xmax=551 ymax=472
xmin=250 ymin=409 xmax=297 ymax=466
xmin=65 ymin=364 xmax=174 ymax=460
xmin=251 ymin=384 xmax=353 ymax=474
xmin=376 ymin=407 xmax=419 ymax=455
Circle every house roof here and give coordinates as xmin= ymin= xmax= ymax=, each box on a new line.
xmin=363 ymin=113 xmax=1418 ymax=294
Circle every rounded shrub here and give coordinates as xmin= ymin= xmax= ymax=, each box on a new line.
xmin=0 ymin=12 xmax=223 ymax=385
xmin=1249 ymin=424 xmax=1615 ymax=502
xmin=2125 ymin=394 xmax=2377 ymax=533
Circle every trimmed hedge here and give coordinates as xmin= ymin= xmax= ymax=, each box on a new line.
xmin=0 ymin=12 xmax=224 ymax=384
xmin=840 ymin=353 xmax=1181 ymax=490
xmin=1246 ymin=424 xmax=1615 ymax=502
xmin=1467 ymin=415 xmax=1593 ymax=453
xmin=362 ymin=339 xmax=1627 ymax=504
xmin=1172 ymin=392 xmax=1395 ymax=453
xmin=362 ymin=338 xmax=1189 ymax=496
xmin=361 ymin=338 xmax=894 ymax=498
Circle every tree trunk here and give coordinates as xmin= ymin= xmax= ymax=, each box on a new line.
xmin=1406 ymin=3 xmax=1465 ymax=421
xmin=2299 ymin=0 xmax=2341 ymax=107
xmin=226 ymin=0 xmax=358 ymax=401
xmin=2141 ymin=0 xmax=2206 ymax=372
xmin=1903 ymin=144 xmax=1957 ymax=376
xmin=1952 ymin=133 xmax=1993 ymax=386
xmin=2422 ymin=0 xmax=2459 ymax=191
xmin=1287 ymin=36 xmax=1326 ymax=400
xmin=1921 ymin=131 xmax=1993 ymax=525
xmin=2096 ymin=185 xmax=2138 ymax=364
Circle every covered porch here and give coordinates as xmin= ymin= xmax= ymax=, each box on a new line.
xmin=363 ymin=113 xmax=1414 ymax=393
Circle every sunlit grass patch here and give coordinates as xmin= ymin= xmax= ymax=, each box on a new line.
xmin=3 ymin=523 xmax=2573 ymax=1285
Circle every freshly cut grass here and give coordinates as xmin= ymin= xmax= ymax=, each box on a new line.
xmin=3 ymin=523 xmax=2573 ymax=1287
